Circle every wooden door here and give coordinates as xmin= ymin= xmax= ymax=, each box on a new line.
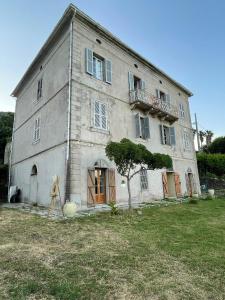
xmin=95 ymin=169 xmax=106 ymax=204
xmin=87 ymin=168 xmax=95 ymax=206
xmin=174 ymin=173 xmax=182 ymax=197
xmin=108 ymin=169 xmax=116 ymax=202
xmin=162 ymin=172 xmax=169 ymax=198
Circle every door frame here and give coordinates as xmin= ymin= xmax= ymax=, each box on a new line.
xmin=94 ymin=168 xmax=107 ymax=204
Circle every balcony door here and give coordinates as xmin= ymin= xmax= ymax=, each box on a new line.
xmin=95 ymin=168 xmax=106 ymax=204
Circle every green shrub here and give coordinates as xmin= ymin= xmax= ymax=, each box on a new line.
xmin=197 ymin=153 xmax=225 ymax=177
xmin=108 ymin=201 xmax=119 ymax=215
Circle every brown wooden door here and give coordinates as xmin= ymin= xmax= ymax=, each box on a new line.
xmin=95 ymin=169 xmax=106 ymax=204
xmin=108 ymin=169 xmax=116 ymax=202
xmin=174 ymin=173 xmax=182 ymax=197
xmin=162 ymin=172 xmax=169 ymax=198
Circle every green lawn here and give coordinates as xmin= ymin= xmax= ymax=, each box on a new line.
xmin=1 ymin=199 xmax=225 ymax=300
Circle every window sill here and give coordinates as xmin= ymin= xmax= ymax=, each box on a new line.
xmin=90 ymin=126 xmax=110 ymax=135
xmin=86 ymin=73 xmax=112 ymax=86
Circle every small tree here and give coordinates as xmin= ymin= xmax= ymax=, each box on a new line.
xmin=105 ymin=138 xmax=172 ymax=209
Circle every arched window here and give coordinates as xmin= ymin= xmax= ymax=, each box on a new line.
xmin=31 ymin=165 xmax=37 ymax=176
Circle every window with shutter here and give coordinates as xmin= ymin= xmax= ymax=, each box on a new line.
xmin=179 ymin=103 xmax=185 ymax=118
xmin=93 ymin=100 xmax=108 ymax=131
xmin=135 ymin=114 xmax=150 ymax=140
xmin=85 ymin=48 xmax=112 ymax=84
xmin=37 ymin=79 xmax=42 ymax=100
xmin=33 ymin=117 xmax=40 ymax=143
xmin=160 ymin=125 xmax=175 ymax=145
xmin=183 ymin=129 xmax=190 ymax=150
xmin=140 ymin=169 xmax=148 ymax=190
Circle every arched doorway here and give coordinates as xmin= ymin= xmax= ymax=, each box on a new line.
xmin=30 ymin=164 xmax=38 ymax=204
xmin=87 ymin=159 xmax=116 ymax=206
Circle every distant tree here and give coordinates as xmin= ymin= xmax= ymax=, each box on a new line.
xmin=105 ymin=138 xmax=172 ymax=209
xmin=0 ymin=112 xmax=14 ymax=163
xmin=205 ymin=130 xmax=214 ymax=146
xmin=197 ymin=152 xmax=225 ymax=177
xmin=207 ymin=136 xmax=225 ymax=154
xmin=199 ymin=130 xmax=206 ymax=148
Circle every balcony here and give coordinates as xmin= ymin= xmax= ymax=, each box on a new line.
xmin=129 ymin=89 xmax=179 ymax=124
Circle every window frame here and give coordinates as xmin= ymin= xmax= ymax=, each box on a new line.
xmin=183 ymin=129 xmax=191 ymax=150
xmin=93 ymin=54 xmax=104 ymax=81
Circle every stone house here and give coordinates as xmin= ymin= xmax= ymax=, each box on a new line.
xmin=10 ymin=4 xmax=200 ymax=209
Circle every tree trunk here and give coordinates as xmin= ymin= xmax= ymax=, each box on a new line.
xmin=127 ymin=178 xmax=132 ymax=210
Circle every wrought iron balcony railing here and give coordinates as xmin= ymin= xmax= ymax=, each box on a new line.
xmin=129 ymin=89 xmax=179 ymax=124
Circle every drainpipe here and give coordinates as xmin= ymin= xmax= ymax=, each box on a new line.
xmin=65 ymin=12 xmax=76 ymax=203
xmin=8 ymin=111 xmax=16 ymax=202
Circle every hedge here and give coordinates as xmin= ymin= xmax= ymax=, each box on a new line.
xmin=197 ymin=153 xmax=225 ymax=177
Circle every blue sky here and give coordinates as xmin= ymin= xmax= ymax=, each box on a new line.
xmin=0 ymin=0 xmax=225 ymax=136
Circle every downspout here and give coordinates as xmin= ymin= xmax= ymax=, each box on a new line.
xmin=65 ymin=12 xmax=76 ymax=203
xmin=8 ymin=112 xmax=15 ymax=202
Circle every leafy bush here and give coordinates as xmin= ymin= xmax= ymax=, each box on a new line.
xmin=197 ymin=153 xmax=225 ymax=177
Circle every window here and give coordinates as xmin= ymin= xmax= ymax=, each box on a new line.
xmin=179 ymin=103 xmax=185 ymax=118
xmin=140 ymin=169 xmax=148 ymax=190
xmin=128 ymin=72 xmax=145 ymax=91
xmin=135 ymin=113 xmax=150 ymax=140
xmin=160 ymin=125 xmax=176 ymax=145
xmin=156 ymin=89 xmax=170 ymax=107
xmin=37 ymin=79 xmax=42 ymax=100
xmin=31 ymin=165 xmax=37 ymax=176
xmin=93 ymin=55 xmax=103 ymax=80
xmin=33 ymin=117 xmax=40 ymax=143
xmin=183 ymin=130 xmax=191 ymax=150
xmin=85 ymin=48 xmax=112 ymax=84
xmin=93 ymin=101 xmax=108 ymax=130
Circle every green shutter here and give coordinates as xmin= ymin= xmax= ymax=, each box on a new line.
xmin=85 ymin=48 xmax=93 ymax=75
xmin=159 ymin=125 xmax=165 ymax=144
xmin=140 ymin=79 xmax=145 ymax=91
xmin=166 ymin=94 xmax=171 ymax=107
xmin=135 ymin=113 xmax=141 ymax=138
xmin=156 ymin=89 xmax=160 ymax=99
xmin=105 ymin=59 xmax=112 ymax=84
xmin=128 ymin=72 xmax=134 ymax=91
xmin=170 ymin=127 xmax=176 ymax=145
xmin=143 ymin=117 xmax=150 ymax=139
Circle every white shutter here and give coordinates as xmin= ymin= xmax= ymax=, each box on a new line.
xmin=143 ymin=117 xmax=150 ymax=139
xmin=85 ymin=48 xmax=93 ymax=75
xmin=105 ymin=60 xmax=112 ymax=84
xmin=166 ymin=94 xmax=171 ymax=107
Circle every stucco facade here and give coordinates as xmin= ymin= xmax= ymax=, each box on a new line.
xmin=10 ymin=5 xmax=200 ymax=209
